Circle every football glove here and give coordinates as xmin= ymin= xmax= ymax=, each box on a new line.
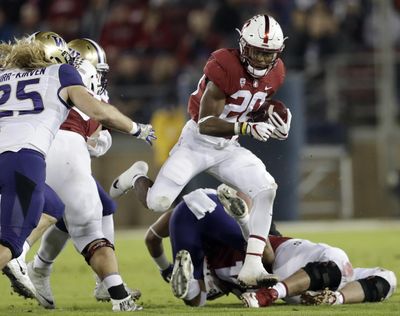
xmin=87 ymin=130 xmax=112 ymax=157
xmin=268 ymin=108 xmax=292 ymax=140
xmin=240 ymin=122 xmax=275 ymax=142
xmin=132 ymin=123 xmax=157 ymax=145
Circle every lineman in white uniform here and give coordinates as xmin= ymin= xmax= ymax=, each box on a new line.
xmin=27 ymin=38 xmax=139 ymax=307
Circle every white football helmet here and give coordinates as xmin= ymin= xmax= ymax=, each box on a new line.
xmin=68 ymin=38 xmax=109 ymax=95
xmin=238 ymin=14 xmax=286 ymax=78
xmin=74 ymin=58 xmax=101 ymax=94
xmin=29 ymin=31 xmax=71 ymax=64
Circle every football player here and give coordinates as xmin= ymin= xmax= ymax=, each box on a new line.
xmin=23 ymin=35 xmax=147 ymax=311
xmin=0 ymin=32 xmax=154 ymax=310
xmin=144 ymin=185 xmax=396 ymax=308
xmin=0 ymin=31 xmax=150 ymax=265
xmin=110 ymin=14 xmax=291 ymax=288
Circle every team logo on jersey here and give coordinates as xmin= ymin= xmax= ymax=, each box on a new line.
xmin=240 ymin=78 xmax=246 ymax=88
xmin=253 ymin=80 xmax=259 ymax=88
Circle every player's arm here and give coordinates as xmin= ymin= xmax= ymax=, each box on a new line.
xmin=144 ymin=210 xmax=173 ymax=282
xmin=198 ymin=81 xmax=275 ymax=142
xmin=64 ymin=85 xmax=134 ymax=133
xmin=198 ymin=81 xmax=234 ymax=137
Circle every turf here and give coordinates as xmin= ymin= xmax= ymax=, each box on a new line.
xmin=0 ymin=226 xmax=399 ymax=316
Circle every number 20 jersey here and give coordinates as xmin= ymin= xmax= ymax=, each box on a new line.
xmin=0 ymin=64 xmax=84 ymax=156
xmin=188 ymin=48 xmax=285 ymax=123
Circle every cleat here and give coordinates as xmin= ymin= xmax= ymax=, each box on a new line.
xmin=300 ymin=289 xmax=340 ymax=305
xmin=171 ymin=250 xmax=193 ymax=299
xmin=109 ymin=161 xmax=148 ymax=198
xmin=217 ymin=184 xmax=248 ymax=219
xmin=94 ymin=281 xmax=141 ymax=302
xmin=27 ymin=261 xmax=55 ymax=309
xmin=2 ymin=257 xmax=37 ymax=299
xmin=238 ymin=262 xmax=278 ymax=288
xmin=111 ymin=294 xmax=143 ymax=311
xmin=241 ymin=288 xmax=278 ymax=308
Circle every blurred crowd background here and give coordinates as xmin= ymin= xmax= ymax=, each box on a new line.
xmin=2 ymin=0 xmax=400 ymax=225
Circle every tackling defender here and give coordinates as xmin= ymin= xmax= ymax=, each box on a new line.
xmin=144 ymin=185 xmax=396 ymax=307
xmin=27 ymin=35 xmax=148 ymax=311
xmin=0 ymin=32 xmax=154 ymax=311
xmin=111 ymin=14 xmax=292 ymax=288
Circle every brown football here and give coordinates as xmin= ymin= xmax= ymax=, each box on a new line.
xmin=249 ymin=99 xmax=288 ymax=123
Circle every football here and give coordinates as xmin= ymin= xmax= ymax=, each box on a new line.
xmin=248 ymin=99 xmax=288 ymax=123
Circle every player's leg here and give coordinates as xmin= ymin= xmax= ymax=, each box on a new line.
xmin=28 ymin=222 xmax=69 ymax=309
xmin=93 ymin=180 xmax=140 ymax=302
xmin=4 ymin=184 xmax=64 ymax=300
xmin=242 ymin=241 xmax=347 ymax=308
xmin=110 ymin=123 xmax=212 ymax=212
xmin=209 ymin=147 xmax=278 ymax=287
xmin=302 ymin=267 xmax=397 ymax=305
xmin=169 ymin=201 xmax=208 ymax=306
xmin=43 ymin=132 xmax=140 ymax=311
xmin=0 ymin=150 xmax=45 ymax=269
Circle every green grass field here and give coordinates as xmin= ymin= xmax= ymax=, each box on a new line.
xmin=1 ymin=223 xmax=399 ymax=316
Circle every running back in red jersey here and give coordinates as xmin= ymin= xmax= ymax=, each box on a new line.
xmin=248 ymin=99 xmax=288 ymax=123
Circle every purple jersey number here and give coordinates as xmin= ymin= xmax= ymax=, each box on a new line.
xmin=0 ymin=78 xmax=44 ymax=117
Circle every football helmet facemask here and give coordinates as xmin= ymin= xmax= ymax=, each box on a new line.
xmin=238 ymin=14 xmax=287 ymax=78
xmin=29 ymin=31 xmax=71 ymax=65
xmin=68 ymin=38 xmax=109 ymax=95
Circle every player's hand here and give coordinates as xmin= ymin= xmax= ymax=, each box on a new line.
xmin=160 ymin=264 xmax=174 ymax=283
xmin=244 ymin=122 xmax=275 ymax=142
xmin=268 ymin=108 xmax=292 ymax=140
xmin=133 ymin=123 xmax=157 ymax=145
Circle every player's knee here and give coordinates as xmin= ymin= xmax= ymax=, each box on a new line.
xmin=147 ymin=195 xmax=171 ymax=213
xmin=303 ymin=261 xmax=342 ymax=291
xmin=358 ymin=276 xmax=391 ymax=302
xmin=81 ymin=238 xmax=115 ymax=264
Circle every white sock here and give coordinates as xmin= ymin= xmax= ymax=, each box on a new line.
xmin=35 ymin=226 xmax=69 ymax=271
xmin=237 ymin=214 xmax=250 ymax=240
xmin=246 ymin=236 xmax=266 ymax=256
xmin=273 ymin=282 xmax=288 ymax=299
xmin=184 ymin=279 xmax=200 ymax=300
xmin=336 ymin=291 xmax=344 ymax=304
xmin=152 ymin=253 xmax=170 ymax=270
xmin=19 ymin=241 xmax=30 ymax=261
xmin=103 ymin=274 xmax=123 ymax=289
xmin=248 ymin=189 xmax=274 ymax=238
xmin=102 ymin=215 xmax=115 ymax=244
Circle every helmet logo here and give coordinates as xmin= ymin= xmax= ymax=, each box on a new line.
xmin=51 ymin=35 xmax=65 ymax=47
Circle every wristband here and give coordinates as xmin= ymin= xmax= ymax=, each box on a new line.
xmin=130 ymin=121 xmax=139 ymax=135
xmin=234 ymin=122 xmax=240 ymax=135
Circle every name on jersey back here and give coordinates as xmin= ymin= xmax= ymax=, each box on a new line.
xmin=0 ymin=68 xmax=46 ymax=82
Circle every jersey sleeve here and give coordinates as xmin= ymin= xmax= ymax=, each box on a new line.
xmin=58 ymin=64 xmax=84 ymax=89
xmin=204 ymin=56 xmax=229 ymax=95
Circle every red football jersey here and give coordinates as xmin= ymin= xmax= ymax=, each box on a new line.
xmin=188 ymin=48 xmax=285 ymax=123
xmin=60 ymin=108 xmax=100 ymax=140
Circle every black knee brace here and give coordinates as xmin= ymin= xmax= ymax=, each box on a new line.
xmin=82 ymin=238 xmax=115 ymax=264
xmin=303 ymin=261 xmax=342 ymax=291
xmin=358 ymin=276 xmax=390 ymax=302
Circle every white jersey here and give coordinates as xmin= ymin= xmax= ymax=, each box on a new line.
xmin=0 ymin=64 xmax=84 ymax=156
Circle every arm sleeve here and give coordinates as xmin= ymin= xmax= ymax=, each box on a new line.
xmin=58 ymin=64 xmax=84 ymax=89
